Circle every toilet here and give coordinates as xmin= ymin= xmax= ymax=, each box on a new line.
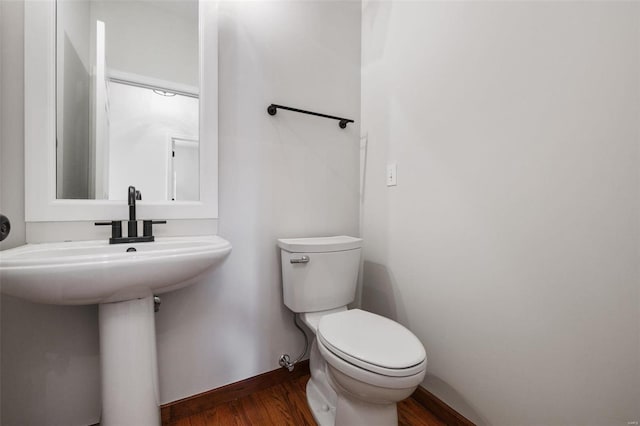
xmin=278 ymin=236 xmax=427 ymax=426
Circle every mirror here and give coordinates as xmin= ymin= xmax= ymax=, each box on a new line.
xmin=25 ymin=0 xmax=217 ymax=222
xmin=56 ymin=0 xmax=200 ymax=202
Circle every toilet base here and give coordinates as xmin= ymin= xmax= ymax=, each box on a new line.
xmin=307 ymin=377 xmax=336 ymax=426
xmin=335 ymin=393 xmax=398 ymax=426
xmin=305 ymin=338 xmax=338 ymax=425
xmin=322 ymin=343 xmax=422 ymax=426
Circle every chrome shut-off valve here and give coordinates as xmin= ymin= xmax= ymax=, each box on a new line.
xmin=278 ymin=354 xmax=295 ymax=372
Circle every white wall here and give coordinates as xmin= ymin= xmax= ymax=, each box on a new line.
xmin=155 ymin=0 xmax=361 ymax=403
xmin=0 ymin=0 xmax=26 ymax=251
xmin=2 ymin=2 xmax=102 ymax=426
xmin=92 ymin=0 xmax=199 ymax=87
xmin=0 ymin=0 xmax=361 ymax=423
xmin=0 ymin=2 xmax=26 ymax=422
xmin=361 ymin=2 xmax=640 ymax=425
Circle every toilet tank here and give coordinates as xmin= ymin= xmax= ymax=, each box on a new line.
xmin=278 ymin=236 xmax=362 ymax=313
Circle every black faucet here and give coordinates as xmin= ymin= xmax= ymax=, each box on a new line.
xmin=128 ymin=185 xmax=142 ymax=237
xmin=95 ymin=185 xmax=166 ymax=244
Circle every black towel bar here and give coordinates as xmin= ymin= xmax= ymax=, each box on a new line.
xmin=267 ymin=104 xmax=354 ymax=129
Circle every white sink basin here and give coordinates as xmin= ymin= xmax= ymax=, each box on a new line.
xmin=0 ymin=235 xmax=232 ymax=305
xmin=0 ymin=234 xmax=232 ymax=425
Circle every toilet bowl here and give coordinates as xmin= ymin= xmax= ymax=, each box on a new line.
xmin=317 ymin=309 xmax=426 ymax=425
xmin=278 ymin=236 xmax=427 ymax=426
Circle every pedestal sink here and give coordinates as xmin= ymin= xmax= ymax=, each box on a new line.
xmin=0 ymin=235 xmax=232 ymax=425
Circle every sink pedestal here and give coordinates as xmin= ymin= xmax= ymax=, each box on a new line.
xmin=99 ymin=296 xmax=160 ymax=425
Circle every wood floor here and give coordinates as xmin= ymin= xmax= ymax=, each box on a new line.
xmin=168 ymin=374 xmax=445 ymax=426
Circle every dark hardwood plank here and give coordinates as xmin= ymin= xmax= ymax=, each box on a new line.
xmin=199 ymin=400 xmax=243 ymax=426
xmin=399 ymin=395 xmax=446 ymax=426
xmin=281 ymin=377 xmax=316 ymax=425
xmin=186 ymin=412 xmax=208 ymax=426
xmin=166 ymin=370 xmax=468 ymax=426
xmin=171 ymin=416 xmax=192 ymax=426
xmin=161 ymin=361 xmax=310 ymax=424
xmin=235 ymin=393 xmax=270 ymax=425
xmin=257 ymin=383 xmax=298 ymax=425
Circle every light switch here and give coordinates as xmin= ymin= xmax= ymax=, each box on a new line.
xmin=386 ymin=163 xmax=397 ymax=186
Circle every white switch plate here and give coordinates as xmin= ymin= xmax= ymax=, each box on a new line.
xmin=386 ymin=163 xmax=397 ymax=186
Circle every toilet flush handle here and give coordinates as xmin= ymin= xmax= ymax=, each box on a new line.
xmin=290 ymin=255 xmax=310 ymax=264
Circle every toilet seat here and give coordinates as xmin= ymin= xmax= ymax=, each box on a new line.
xmin=318 ymin=309 xmax=426 ymax=378
xmin=317 ymin=337 xmax=426 ymax=390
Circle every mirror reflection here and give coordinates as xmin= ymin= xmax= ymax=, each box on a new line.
xmin=56 ymin=0 xmax=199 ymax=201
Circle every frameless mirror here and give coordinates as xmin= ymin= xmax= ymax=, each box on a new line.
xmin=56 ymin=0 xmax=199 ymax=202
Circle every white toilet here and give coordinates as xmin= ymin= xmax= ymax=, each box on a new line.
xmin=278 ymin=236 xmax=427 ymax=426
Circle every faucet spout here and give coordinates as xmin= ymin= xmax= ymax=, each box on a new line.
xmin=127 ymin=186 xmax=141 ymax=237
xmin=128 ymin=186 xmax=136 ymax=207
xmin=128 ymin=186 xmax=137 ymax=221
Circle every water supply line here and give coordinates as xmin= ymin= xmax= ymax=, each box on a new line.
xmin=278 ymin=313 xmax=309 ymax=372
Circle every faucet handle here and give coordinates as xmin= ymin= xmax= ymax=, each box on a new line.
xmin=143 ymin=220 xmax=166 ymax=237
xmin=95 ymin=221 xmax=123 ymax=239
xmin=135 ymin=190 xmax=142 ymax=201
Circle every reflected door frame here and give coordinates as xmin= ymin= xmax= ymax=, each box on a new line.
xmin=168 ymin=136 xmax=199 ymax=202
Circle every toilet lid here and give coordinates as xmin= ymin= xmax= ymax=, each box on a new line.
xmin=318 ymin=309 xmax=426 ymax=374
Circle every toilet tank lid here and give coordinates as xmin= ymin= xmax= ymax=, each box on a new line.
xmin=277 ymin=236 xmax=362 ymax=253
